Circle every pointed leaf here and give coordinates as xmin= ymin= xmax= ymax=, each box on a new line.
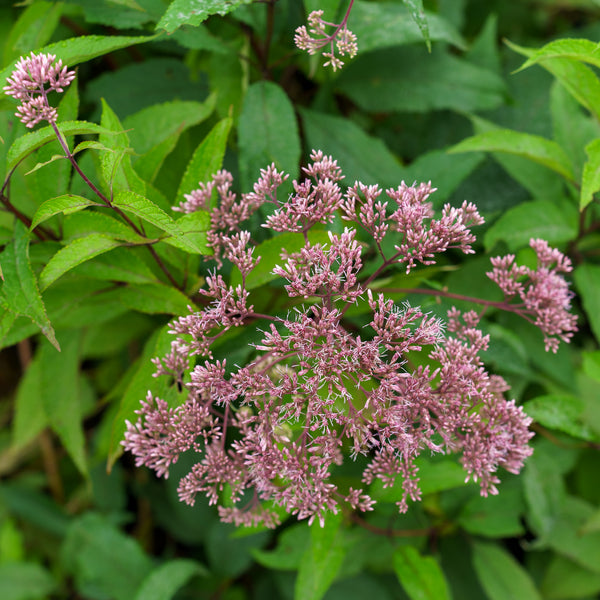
xmin=117 ymin=282 xmax=192 ymax=315
xmin=39 ymin=234 xmax=123 ymax=290
xmin=574 ymin=264 xmax=600 ymax=344
xmin=162 ymin=212 xmax=211 ymax=254
xmin=402 ymin=0 xmax=431 ymax=51
xmin=472 ymin=541 xmax=541 ymax=600
xmin=31 ymin=194 xmax=101 ymax=230
xmin=0 ymin=221 xmax=58 ymax=349
xmin=112 ymin=191 xmax=202 ymax=253
xmin=516 ymin=38 xmax=600 ymax=73
xmin=7 ymin=121 xmax=113 ymax=171
xmin=176 ymin=118 xmax=232 ymax=206
xmin=449 ymin=129 xmax=575 ymax=182
xmin=393 ymin=546 xmax=451 ymax=600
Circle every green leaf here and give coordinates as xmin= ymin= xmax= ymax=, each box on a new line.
xmin=393 ymin=546 xmax=451 ymax=600
xmin=175 ymin=117 xmax=233 ymax=206
xmin=39 ymin=331 xmax=87 ymax=476
xmin=112 ymin=191 xmax=203 ymax=253
xmin=117 ymin=282 xmax=192 ymax=315
xmin=516 ymin=38 xmax=600 ymax=73
xmin=12 ymin=355 xmax=48 ymax=449
xmin=301 ymin=108 xmax=404 ymax=190
xmin=162 ymin=212 xmax=210 ymax=254
xmin=524 ymin=395 xmax=596 ymax=441
xmin=31 ymin=194 xmax=101 ymax=230
xmin=133 ymin=559 xmax=207 ymax=600
xmin=337 ymin=46 xmax=506 ymax=113
xmin=295 ymin=512 xmax=347 ymax=600
xmin=3 ymin=1 xmax=63 ymax=64
xmin=348 ymin=1 xmax=464 ymax=53
xmin=449 ymin=129 xmax=575 ymax=182
xmin=582 ymin=350 xmax=600 ymax=382
xmin=0 ymin=562 xmax=57 ymax=600
xmin=124 ymin=97 xmax=216 ymax=155
xmin=231 ymin=230 xmax=331 ymax=291
xmin=507 ymin=39 xmax=600 ymax=122
xmin=574 ymin=264 xmax=600 ymax=344
xmin=108 ymin=324 xmax=179 ymax=468
xmin=483 ymin=200 xmax=578 ymax=252
xmin=62 ymin=211 xmax=147 ymax=244
xmin=252 ymin=524 xmax=309 ymax=571
xmin=541 ymin=555 xmax=600 ymax=600
xmin=39 ymin=234 xmax=123 ymax=290
xmin=581 ymin=138 xmax=600 ymax=209
xmin=472 ymin=541 xmax=541 ymax=600
xmin=238 ymin=81 xmax=300 ymax=194
xmin=156 ymin=0 xmax=253 ymax=33
xmin=62 ymin=513 xmax=152 ymax=600
xmin=0 ymin=35 xmax=158 ymax=110
xmin=0 ymin=221 xmax=58 ymax=350
xmin=7 ymin=121 xmax=113 ymax=171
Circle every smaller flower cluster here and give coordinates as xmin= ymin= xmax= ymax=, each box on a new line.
xmin=3 ymin=52 xmax=75 ymax=128
xmin=295 ymin=9 xmax=358 ymax=70
xmin=487 ymin=239 xmax=577 ymax=352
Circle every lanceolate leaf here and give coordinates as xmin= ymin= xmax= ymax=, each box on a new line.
xmin=393 ymin=546 xmax=451 ymax=600
xmin=7 ymin=121 xmax=113 ymax=171
xmin=156 ymin=0 xmax=254 ymax=33
xmin=39 ymin=234 xmax=123 ymax=290
xmin=175 ymin=117 xmax=232 ymax=206
xmin=402 ymin=0 xmax=431 ymax=51
xmin=163 ymin=212 xmax=211 ymax=254
xmin=31 ymin=194 xmax=102 ymax=230
xmin=574 ymin=264 xmax=600 ymax=344
xmin=0 ymin=221 xmax=59 ymax=350
xmin=515 ymin=38 xmax=600 ymax=73
xmin=449 ymin=129 xmax=575 ymax=182
xmin=472 ymin=541 xmax=541 ymax=600
xmin=133 ymin=559 xmax=208 ymax=600
xmin=523 ymin=395 xmax=595 ymax=441
xmin=112 ymin=190 xmax=204 ymax=253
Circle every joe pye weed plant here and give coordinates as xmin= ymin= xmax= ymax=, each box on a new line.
xmin=1 ymin=2 xmax=598 ymax=599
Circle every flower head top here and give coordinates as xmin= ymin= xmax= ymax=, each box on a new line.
xmin=3 ymin=52 xmax=75 ymax=128
xmin=295 ymin=8 xmax=358 ymax=71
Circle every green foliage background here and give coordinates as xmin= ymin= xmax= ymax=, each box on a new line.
xmin=1 ymin=0 xmax=600 ymax=599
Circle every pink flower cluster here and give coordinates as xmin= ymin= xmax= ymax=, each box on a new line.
xmin=120 ymin=152 xmax=571 ymax=528
xmin=3 ymin=52 xmax=75 ymax=128
xmin=294 ymin=9 xmax=358 ymax=70
xmin=488 ymin=239 xmax=577 ymax=352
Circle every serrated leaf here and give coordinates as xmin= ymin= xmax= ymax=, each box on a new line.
xmin=162 ymin=211 xmax=210 ymax=254
xmin=31 ymin=194 xmax=101 ymax=230
xmin=7 ymin=121 xmax=113 ymax=171
xmin=515 ymin=38 xmax=600 ymax=73
xmin=112 ymin=190 xmax=202 ymax=253
xmin=238 ymin=81 xmax=300 ymax=194
xmin=39 ymin=234 xmax=123 ymax=290
xmin=175 ymin=117 xmax=232 ymax=206
xmin=393 ymin=546 xmax=451 ymax=600
xmin=507 ymin=39 xmax=600 ymax=122
xmin=483 ymin=199 xmax=578 ymax=251
xmin=295 ymin=512 xmax=347 ymax=600
xmin=0 ymin=221 xmax=58 ymax=350
xmin=472 ymin=541 xmax=541 ymax=600
xmin=449 ymin=129 xmax=575 ymax=182
xmin=581 ymin=138 xmax=600 ymax=209
xmin=70 ymin=247 xmax=159 ymax=284
xmin=39 ymin=331 xmax=87 ymax=476
xmin=108 ymin=324 xmax=176 ymax=468
xmin=62 ymin=211 xmax=148 ymax=244
xmin=156 ymin=0 xmax=253 ymax=33
xmin=133 ymin=559 xmax=207 ymax=600
xmin=524 ymin=395 xmax=595 ymax=441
